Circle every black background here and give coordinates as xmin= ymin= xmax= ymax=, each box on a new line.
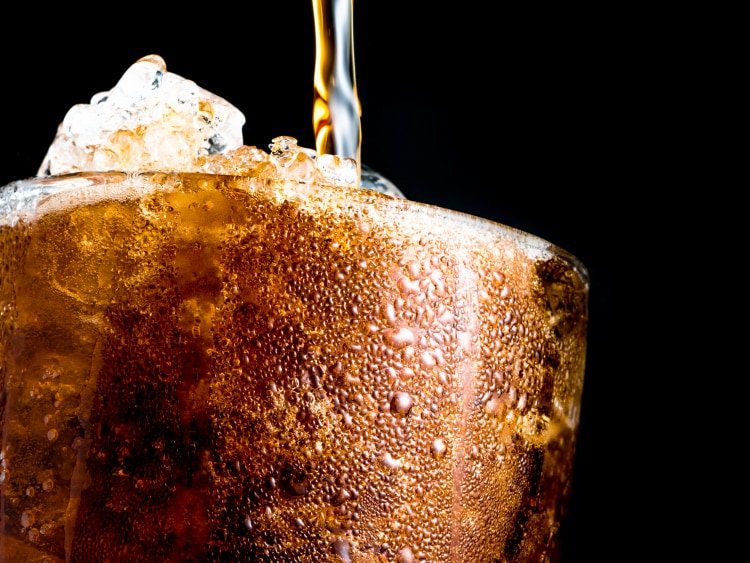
xmin=1 ymin=2 xmax=675 ymax=561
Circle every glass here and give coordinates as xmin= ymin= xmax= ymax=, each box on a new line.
xmin=0 ymin=167 xmax=587 ymax=562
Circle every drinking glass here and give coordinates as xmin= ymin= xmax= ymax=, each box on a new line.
xmin=0 ymin=164 xmax=587 ymax=562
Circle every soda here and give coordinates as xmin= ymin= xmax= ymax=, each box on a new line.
xmin=0 ymin=166 xmax=587 ymax=562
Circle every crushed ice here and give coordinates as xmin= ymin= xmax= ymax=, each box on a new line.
xmin=35 ymin=54 xmax=401 ymax=195
xmin=38 ymin=55 xmax=244 ymax=177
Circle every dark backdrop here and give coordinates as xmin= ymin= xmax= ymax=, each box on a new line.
xmin=2 ymin=3 xmax=667 ymax=561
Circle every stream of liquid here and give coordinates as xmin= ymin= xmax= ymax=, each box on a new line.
xmin=312 ymin=0 xmax=360 ymax=165
xmin=311 ymin=1 xmax=404 ymax=197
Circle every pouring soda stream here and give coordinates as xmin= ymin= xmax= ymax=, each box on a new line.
xmin=312 ymin=0 xmax=404 ymax=197
xmin=0 ymin=2 xmax=587 ymax=562
xmin=312 ymin=0 xmax=361 ymax=167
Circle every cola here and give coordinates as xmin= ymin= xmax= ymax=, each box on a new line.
xmin=0 ymin=169 xmax=587 ymax=562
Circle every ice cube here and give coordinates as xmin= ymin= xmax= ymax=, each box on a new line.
xmin=35 ymin=54 xmax=405 ymax=199
xmin=38 ymin=54 xmax=245 ymax=176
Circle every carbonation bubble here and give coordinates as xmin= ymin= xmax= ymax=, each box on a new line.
xmin=420 ymin=352 xmax=436 ymax=368
xmin=431 ymin=438 xmax=447 ymax=459
xmin=385 ymin=327 xmax=416 ymax=348
xmin=390 ymin=392 xmax=413 ymax=417
xmin=21 ymin=511 xmax=34 ymax=528
xmin=398 ymin=547 xmax=417 ymax=563
xmin=381 ymin=452 xmax=403 ymax=470
xmin=332 ymin=539 xmax=352 ymax=562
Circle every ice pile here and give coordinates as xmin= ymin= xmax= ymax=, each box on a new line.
xmin=37 ymin=54 xmax=402 ymax=196
xmin=39 ymin=55 xmax=245 ymax=176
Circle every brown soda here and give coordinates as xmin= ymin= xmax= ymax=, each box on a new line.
xmin=0 ymin=170 xmax=587 ymax=562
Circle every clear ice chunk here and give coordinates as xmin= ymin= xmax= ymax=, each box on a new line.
xmin=38 ymin=54 xmax=245 ymax=176
xmin=35 ymin=54 xmax=405 ymax=198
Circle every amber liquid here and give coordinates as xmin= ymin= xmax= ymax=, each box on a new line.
xmin=312 ymin=0 xmax=361 ymax=168
xmin=0 ymin=170 xmax=586 ymax=562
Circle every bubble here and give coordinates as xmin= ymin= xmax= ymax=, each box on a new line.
xmin=385 ymin=327 xmax=415 ymax=348
xmin=420 ymin=352 xmax=436 ymax=368
xmin=517 ymin=391 xmax=528 ymax=411
xmin=431 ymin=438 xmax=447 ymax=459
xmin=400 ymin=367 xmax=415 ymax=380
xmin=42 ymin=479 xmax=54 ymax=492
xmin=21 ymin=511 xmax=34 ymax=528
xmin=398 ymin=277 xmax=420 ymax=295
xmin=332 ymin=488 xmax=352 ymax=505
xmin=390 ymin=392 xmax=413 ymax=417
xmin=398 ymin=547 xmax=417 ymax=563
xmin=332 ymin=539 xmax=352 ymax=562
xmin=484 ymin=393 xmax=512 ymax=418
xmin=380 ymin=452 xmax=403 ymax=470
xmin=42 ymin=366 xmax=61 ymax=380
xmin=47 ymin=429 xmax=59 ymax=442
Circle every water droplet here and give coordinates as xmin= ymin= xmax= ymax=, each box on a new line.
xmin=390 ymin=392 xmax=413 ymax=417
xmin=385 ymin=327 xmax=415 ymax=348
xmin=332 ymin=539 xmax=352 ymax=562
xmin=21 ymin=511 xmax=34 ymax=528
xmin=398 ymin=547 xmax=417 ymax=563
xmin=400 ymin=367 xmax=415 ymax=380
xmin=431 ymin=438 xmax=447 ymax=459
xmin=420 ymin=351 xmax=436 ymax=368
xmin=380 ymin=452 xmax=403 ymax=470
xmin=398 ymin=277 xmax=420 ymax=295
xmin=332 ymin=488 xmax=351 ymax=505
xmin=517 ymin=391 xmax=527 ymax=411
